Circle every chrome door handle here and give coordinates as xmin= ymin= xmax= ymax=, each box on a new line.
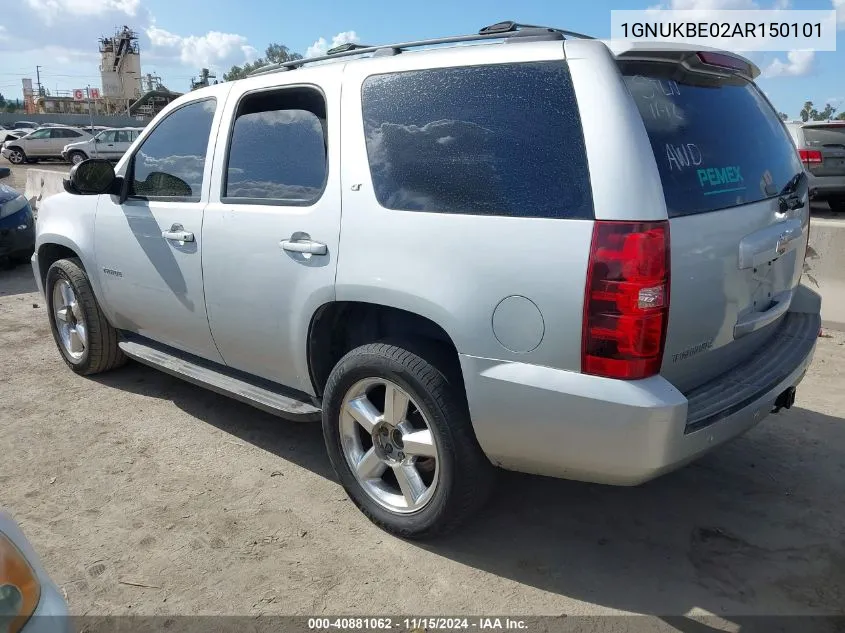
xmin=280 ymin=238 xmax=327 ymax=255
xmin=162 ymin=224 xmax=194 ymax=242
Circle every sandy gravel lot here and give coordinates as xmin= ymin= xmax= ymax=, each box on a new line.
xmin=1 ymin=208 xmax=844 ymax=629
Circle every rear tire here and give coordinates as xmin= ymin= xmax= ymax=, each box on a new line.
xmin=45 ymin=257 xmax=127 ymax=375
xmin=322 ymin=342 xmax=495 ymax=539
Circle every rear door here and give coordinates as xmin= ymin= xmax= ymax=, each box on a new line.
xmin=50 ymin=128 xmax=84 ymax=155
xmin=801 ymin=124 xmax=845 ymax=178
xmin=617 ymin=57 xmax=808 ymax=392
xmin=202 ymin=65 xmax=343 ymax=393
xmin=111 ymin=129 xmax=134 ymax=159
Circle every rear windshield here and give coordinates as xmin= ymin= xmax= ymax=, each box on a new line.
xmin=361 ymin=62 xmax=594 ymax=219
xmin=620 ymin=61 xmax=802 ymax=217
xmin=803 ymin=126 xmax=845 ymax=147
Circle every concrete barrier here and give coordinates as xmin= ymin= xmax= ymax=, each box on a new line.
xmin=807 ymin=218 xmax=845 ymax=331
xmin=24 ymin=168 xmax=68 ymax=218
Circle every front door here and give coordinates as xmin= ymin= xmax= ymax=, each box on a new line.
xmin=23 ymin=128 xmax=52 ymax=156
xmin=92 ymin=130 xmax=115 ymax=158
xmin=94 ymin=91 xmax=230 ymax=361
xmin=202 ymin=68 xmax=343 ymax=393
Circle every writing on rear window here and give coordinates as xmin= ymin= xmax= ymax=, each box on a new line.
xmin=621 ymin=61 xmax=802 ymax=217
xmin=697 ymin=165 xmax=745 ymax=196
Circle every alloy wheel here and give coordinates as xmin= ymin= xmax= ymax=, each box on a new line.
xmin=339 ymin=378 xmax=440 ymax=513
xmin=52 ymin=279 xmax=87 ymax=361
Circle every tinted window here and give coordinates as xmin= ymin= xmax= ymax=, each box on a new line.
xmin=130 ymin=98 xmax=216 ymax=200
xmin=115 ymin=130 xmax=131 ymax=143
xmin=361 ymin=62 xmax=593 ymax=219
xmin=621 ymin=62 xmax=802 ymax=217
xmin=802 ymin=125 xmax=845 ymax=147
xmin=224 ymin=88 xmax=327 ymax=204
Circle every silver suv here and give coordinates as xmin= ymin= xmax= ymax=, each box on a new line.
xmin=2 ymin=126 xmax=92 ymax=164
xmin=31 ymin=23 xmax=821 ymax=537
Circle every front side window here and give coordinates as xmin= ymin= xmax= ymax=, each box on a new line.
xmin=98 ymin=130 xmax=117 ymax=143
xmin=224 ymin=88 xmax=327 ymax=204
xmin=361 ymin=62 xmax=594 ymax=219
xmin=129 ymin=98 xmax=216 ymax=201
xmin=28 ymin=129 xmax=51 ymax=139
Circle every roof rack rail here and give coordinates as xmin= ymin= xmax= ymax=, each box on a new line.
xmin=478 ymin=20 xmax=594 ymax=40
xmin=327 ymin=42 xmax=373 ymax=55
xmin=249 ymin=20 xmax=593 ymax=77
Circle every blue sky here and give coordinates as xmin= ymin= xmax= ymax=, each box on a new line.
xmin=0 ymin=0 xmax=842 ymax=117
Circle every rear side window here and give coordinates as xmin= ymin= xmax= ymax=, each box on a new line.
xmin=802 ymin=125 xmax=845 ymax=148
xmin=620 ymin=62 xmax=802 ymax=217
xmin=361 ymin=62 xmax=593 ymax=219
xmin=224 ymin=87 xmax=327 ymax=205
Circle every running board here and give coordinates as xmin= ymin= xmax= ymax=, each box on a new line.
xmin=118 ymin=339 xmax=322 ymax=422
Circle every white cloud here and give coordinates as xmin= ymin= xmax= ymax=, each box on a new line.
xmin=834 ymin=0 xmax=845 ymax=28
xmin=25 ymin=0 xmax=139 ymax=22
xmin=306 ymin=31 xmax=360 ymax=58
xmin=762 ymin=50 xmax=815 ymax=77
xmin=145 ymin=25 xmax=258 ymax=69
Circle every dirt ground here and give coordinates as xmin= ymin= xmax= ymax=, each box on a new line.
xmin=2 ymin=261 xmax=845 ymax=626
xmin=2 ymin=158 xmax=845 ymax=628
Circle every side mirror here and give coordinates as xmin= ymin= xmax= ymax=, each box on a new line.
xmin=0 ymin=167 xmax=10 ymax=180
xmin=64 ymin=159 xmax=119 ymax=195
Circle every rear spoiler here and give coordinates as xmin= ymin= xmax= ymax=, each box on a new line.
xmin=601 ymin=41 xmax=760 ymax=80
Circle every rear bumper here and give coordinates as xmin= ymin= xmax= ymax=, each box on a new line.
xmin=808 ymin=173 xmax=845 ymax=200
xmin=461 ymin=286 xmax=821 ymax=485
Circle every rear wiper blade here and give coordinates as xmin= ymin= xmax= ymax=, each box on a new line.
xmin=778 ymin=171 xmax=807 ymax=211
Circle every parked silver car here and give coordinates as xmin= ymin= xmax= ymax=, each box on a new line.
xmin=784 ymin=120 xmax=845 ymax=212
xmin=30 ymin=22 xmax=821 ymax=537
xmin=62 ymin=127 xmax=144 ymax=165
xmin=2 ymin=127 xmax=92 ymax=164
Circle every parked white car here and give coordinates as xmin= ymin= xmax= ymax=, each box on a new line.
xmin=62 ymin=127 xmax=144 ymax=165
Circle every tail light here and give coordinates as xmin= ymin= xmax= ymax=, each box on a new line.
xmin=582 ymin=221 xmax=670 ymax=380
xmin=798 ymin=149 xmax=822 ymax=168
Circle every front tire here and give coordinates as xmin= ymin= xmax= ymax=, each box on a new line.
xmin=69 ymin=151 xmax=87 ymax=166
xmin=6 ymin=148 xmax=25 ymax=165
xmin=322 ymin=342 xmax=494 ymax=538
xmin=45 ymin=257 xmax=126 ymax=375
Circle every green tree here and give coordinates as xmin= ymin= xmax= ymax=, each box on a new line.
xmin=223 ymin=43 xmax=302 ymax=81
xmin=837 ymin=111 xmax=845 ymax=121
xmin=778 ymin=111 xmax=789 ymax=120
xmin=815 ymin=103 xmax=837 ymax=121
xmin=800 ymin=101 xmax=817 ymax=122
xmin=0 ymin=92 xmax=5 ymax=107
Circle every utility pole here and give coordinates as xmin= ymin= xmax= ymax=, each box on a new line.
xmin=36 ymin=65 xmax=43 ymax=96
xmin=86 ymin=85 xmax=94 ymax=130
